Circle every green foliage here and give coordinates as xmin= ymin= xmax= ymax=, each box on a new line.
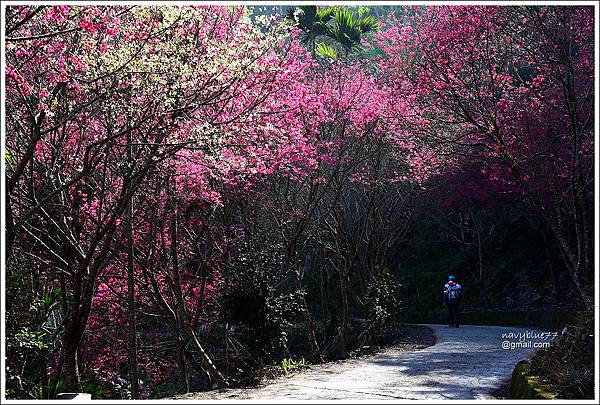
xmin=5 ymin=259 xmax=59 ymax=399
xmin=31 ymin=376 xmax=66 ymax=399
xmin=14 ymin=328 xmax=48 ymax=351
xmin=81 ymin=377 xmax=110 ymax=399
xmin=287 ymin=6 xmax=378 ymax=57
xmin=328 ymin=7 xmax=378 ymax=54
xmin=316 ymin=42 xmax=337 ymax=60
xmin=509 ymin=360 xmax=557 ymax=399
xmin=330 ymin=8 xmax=359 ymax=50
xmin=5 ymin=149 xmax=14 ymax=165
xmin=529 ymin=314 xmax=594 ymax=399
xmin=280 ymin=357 xmax=307 ymax=374
xmin=394 ymin=208 xmax=582 ymax=317
xmin=29 ymin=288 xmax=61 ymax=314
xmin=220 ymin=240 xmax=302 ymax=362
xmin=364 ymin=267 xmax=401 ymax=336
xmin=286 ymin=6 xmax=334 ymax=45
xmin=52 ymin=377 xmax=66 ymax=398
xmin=34 ymin=384 xmax=44 ymax=400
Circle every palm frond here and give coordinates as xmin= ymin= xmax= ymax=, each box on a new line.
xmin=316 ymin=42 xmax=337 ymax=60
xmin=315 ymin=7 xmax=334 ymax=24
xmin=358 ymin=15 xmax=379 ymax=34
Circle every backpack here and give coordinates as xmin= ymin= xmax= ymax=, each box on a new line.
xmin=447 ymin=285 xmax=460 ymax=304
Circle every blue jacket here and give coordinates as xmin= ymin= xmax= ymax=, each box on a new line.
xmin=444 ymin=281 xmax=462 ymax=305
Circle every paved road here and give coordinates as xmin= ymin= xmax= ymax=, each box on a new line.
xmin=181 ymin=324 xmax=546 ymax=400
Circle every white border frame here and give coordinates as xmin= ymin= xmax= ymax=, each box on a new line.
xmin=1 ymin=1 xmax=598 ymax=404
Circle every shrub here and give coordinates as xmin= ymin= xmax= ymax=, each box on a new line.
xmin=362 ymin=267 xmax=401 ymax=344
xmin=529 ymin=313 xmax=594 ymax=399
xmin=220 ymin=240 xmax=302 ymax=364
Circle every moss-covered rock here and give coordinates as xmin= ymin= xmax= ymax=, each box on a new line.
xmin=508 ymin=360 xmax=557 ymax=399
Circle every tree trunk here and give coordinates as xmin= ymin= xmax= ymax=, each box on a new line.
xmin=547 ymin=219 xmax=593 ymax=310
xmin=183 ymin=326 xmax=227 ymax=387
xmin=5 ymin=201 xmax=16 ymax=263
xmin=61 ymin=329 xmax=82 ymax=392
xmin=339 ymin=268 xmax=349 ymax=359
xmin=125 ymin=82 xmax=140 ymax=399
xmin=477 ymin=233 xmax=483 ymax=280
xmin=175 ymin=327 xmax=190 ymax=393
xmin=126 ymin=202 xmax=139 ymax=399
xmin=191 ymin=264 xmax=208 ymax=329
xmin=290 ymin=267 xmax=324 ymax=363
xmin=169 ymin=183 xmax=228 ymax=387
xmin=319 ymin=266 xmax=329 ymax=327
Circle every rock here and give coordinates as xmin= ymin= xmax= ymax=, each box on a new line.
xmin=508 ymin=360 xmax=557 ymax=399
xmin=56 ymin=393 xmax=92 ymax=400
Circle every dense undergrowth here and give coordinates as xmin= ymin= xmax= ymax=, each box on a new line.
xmin=529 ymin=314 xmax=595 ymax=399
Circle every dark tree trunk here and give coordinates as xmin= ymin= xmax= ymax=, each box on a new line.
xmin=169 ymin=183 xmax=228 ymax=387
xmin=290 ymin=267 xmax=324 ymax=363
xmin=5 ymin=201 xmax=16 ymax=262
xmin=125 ymin=84 xmax=139 ymax=399
xmin=126 ymin=204 xmax=139 ymax=398
xmin=339 ymin=267 xmax=349 ymax=359
xmin=175 ymin=328 xmax=190 ymax=393
xmin=61 ymin=325 xmax=83 ymax=392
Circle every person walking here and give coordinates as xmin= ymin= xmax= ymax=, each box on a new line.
xmin=444 ymin=275 xmax=462 ymax=328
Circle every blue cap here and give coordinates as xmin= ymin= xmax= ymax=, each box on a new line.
xmin=448 ymin=275 xmax=455 ymax=281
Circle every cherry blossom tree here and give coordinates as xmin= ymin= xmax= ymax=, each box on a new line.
xmin=376 ymin=5 xmax=594 ymax=308
xmin=6 ymin=4 xmax=317 ymax=392
xmin=4 ymin=4 xmax=593 ymax=399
